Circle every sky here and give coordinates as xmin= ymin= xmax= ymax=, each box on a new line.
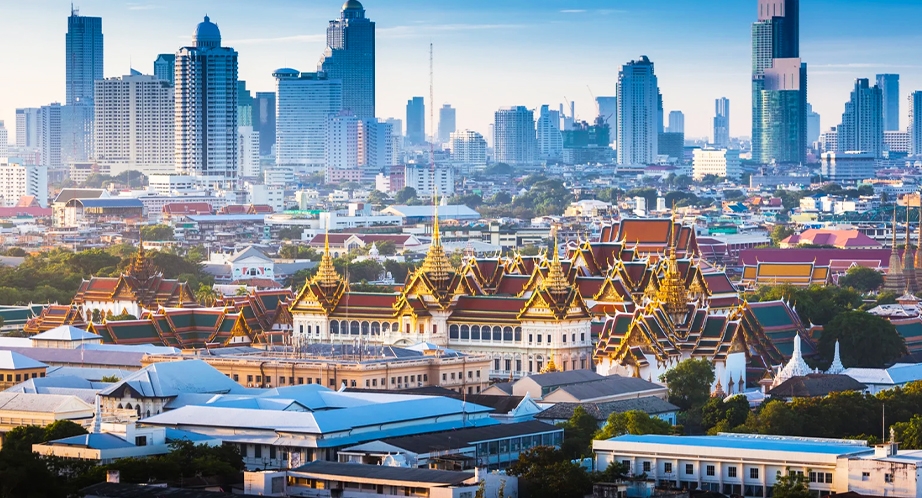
xmin=1 ymin=0 xmax=922 ymax=142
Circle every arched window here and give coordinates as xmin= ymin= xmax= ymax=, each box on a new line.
xmin=125 ymin=403 xmax=132 ymax=410
xmin=382 ymin=322 xmax=390 ymax=333
xmin=449 ymin=325 xmax=459 ymax=339
xmin=371 ymin=322 xmax=380 ymax=335
xmin=117 ymin=403 xmax=123 ymax=409
xmin=361 ymin=322 xmax=370 ymax=336
xmin=460 ymin=325 xmax=470 ymax=340
xmin=471 ymin=325 xmax=480 ymax=340
xmin=146 ymin=410 xmax=151 ymax=418
xmin=330 ymin=321 xmax=339 ymax=334
xmin=503 ymin=326 xmax=513 ymax=342
xmin=492 ymin=326 xmax=502 ymax=341
xmin=392 ymin=323 xmax=399 ymax=333
xmin=350 ymin=321 xmax=360 ymax=335
xmin=514 ymin=327 xmax=522 ymax=342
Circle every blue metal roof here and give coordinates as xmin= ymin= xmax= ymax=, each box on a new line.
xmin=47 ymin=433 xmax=135 ymax=450
xmin=187 ymin=214 xmax=266 ymax=222
xmin=75 ymin=198 xmax=145 ymax=208
xmin=607 ymin=434 xmax=870 ymax=455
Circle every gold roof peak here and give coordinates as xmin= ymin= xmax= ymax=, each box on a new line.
xmin=419 ymin=190 xmax=453 ymax=282
xmin=313 ymin=231 xmax=342 ymax=289
xmin=544 ymin=240 xmax=570 ymax=296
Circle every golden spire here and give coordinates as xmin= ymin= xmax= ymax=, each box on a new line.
xmin=541 ymin=357 xmax=559 ymax=373
xmin=420 ymin=190 xmax=453 ymax=282
xmin=892 ymin=208 xmax=899 ymax=255
xmin=657 ymin=217 xmax=688 ymax=322
xmin=127 ymin=230 xmax=155 ymax=282
xmin=313 ymin=231 xmax=341 ymax=289
xmin=544 ymin=240 xmax=570 ymax=295
xmin=916 ymin=206 xmax=922 ymax=267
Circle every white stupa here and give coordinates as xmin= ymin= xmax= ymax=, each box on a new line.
xmin=772 ymin=334 xmax=812 ymax=388
xmin=826 ymin=340 xmax=846 ymax=375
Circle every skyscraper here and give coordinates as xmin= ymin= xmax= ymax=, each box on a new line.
xmin=406 ymin=97 xmax=425 ymax=145
xmin=65 ymin=7 xmax=103 ymax=105
xmin=274 ymin=68 xmax=343 ymax=170
xmin=154 ymin=54 xmax=175 ymax=85
xmin=494 ymin=106 xmax=536 ymax=165
xmin=94 ymin=75 xmax=174 ymax=175
xmin=15 ymin=108 xmax=39 ymax=148
xmin=838 ymin=78 xmax=883 ymax=158
xmin=714 ymin=98 xmax=730 ymax=148
xmin=438 ymin=105 xmax=456 ymax=143
xmin=37 ymin=103 xmax=62 ymax=168
xmin=324 ymin=111 xmax=360 ymax=183
xmin=877 ymin=74 xmax=900 ymax=132
xmin=536 ymin=104 xmax=563 ymax=161
xmin=174 ymin=16 xmax=239 ymax=186
xmin=318 ymin=0 xmax=375 ymax=120
xmin=450 ymin=130 xmax=487 ymax=166
xmin=911 ymin=92 xmax=922 ymax=156
xmin=752 ymin=0 xmax=806 ymax=165
xmin=0 ymin=122 xmax=7 ymax=159
xmin=806 ymin=103 xmax=821 ymax=145
xmin=617 ymin=56 xmax=660 ymax=166
xmin=254 ymin=92 xmax=276 ymax=157
xmin=596 ymin=96 xmax=617 ymax=144
xmin=667 ymin=111 xmax=685 ymax=134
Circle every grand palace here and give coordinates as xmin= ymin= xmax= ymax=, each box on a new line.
xmin=23 ymin=214 xmax=814 ymax=392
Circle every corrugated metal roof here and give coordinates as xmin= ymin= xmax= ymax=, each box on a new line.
xmin=0 ymin=350 xmax=48 ymax=370
xmin=291 ymin=461 xmax=472 ymax=485
xmin=32 ymin=325 xmax=102 ymax=341
xmin=0 ymin=392 xmax=92 ymax=413
xmin=100 ymin=359 xmax=244 ymax=398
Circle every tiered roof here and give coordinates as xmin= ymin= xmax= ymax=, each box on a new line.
xmin=23 ymin=305 xmax=88 ymax=335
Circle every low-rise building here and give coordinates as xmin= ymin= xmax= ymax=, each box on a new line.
xmin=821 ymin=152 xmax=877 ymax=182
xmin=0 ymin=350 xmax=48 ymax=388
xmin=692 ymin=148 xmax=741 ymax=180
xmin=0 ymin=392 xmax=94 ymax=442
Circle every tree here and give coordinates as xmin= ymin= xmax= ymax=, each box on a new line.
xmin=140 ymin=224 xmax=174 ymax=241
xmin=818 ymin=310 xmax=907 ymax=368
xmin=771 ymin=225 xmax=797 ymax=246
xmin=893 ymin=415 xmax=922 ymax=450
xmin=100 ymin=375 xmax=120 ymax=383
xmin=559 ymin=406 xmax=600 ymax=459
xmin=771 ymin=470 xmax=812 ymax=498
xmin=702 ymin=395 xmax=751 ymax=433
xmin=195 ymin=283 xmax=220 ymax=307
xmin=277 ymin=227 xmax=304 ymax=241
xmin=594 ymin=410 xmax=672 ymax=440
xmin=625 ymin=187 xmax=658 ymax=212
xmin=484 ymin=163 xmax=514 ymax=176
xmin=838 ymin=266 xmax=884 ymax=293
xmin=506 ymin=446 xmax=592 ymax=498
xmin=490 ymin=192 xmax=512 ymax=205
xmin=366 ymin=190 xmax=391 ymax=206
xmin=660 ymin=358 xmax=715 ymax=412
xmin=394 ymin=187 xmax=418 ymax=204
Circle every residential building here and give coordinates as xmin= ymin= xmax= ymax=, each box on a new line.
xmin=239 ymin=126 xmax=260 ymax=178
xmin=438 ymin=104 xmax=456 ymax=143
xmin=494 ymin=106 xmax=536 ymax=165
xmin=174 ymin=16 xmax=239 ymax=187
xmin=657 ymin=132 xmax=684 ymax=162
xmin=317 ymin=0 xmax=375 ymax=120
xmin=536 ymin=104 xmax=563 ymax=161
xmin=153 ymin=54 xmax=175 ymax=85
xmin=838 ymin=78 xmax=883 ymax=158
xmin=15 ymin=108 xmax=40 ymax=148
xmin=65 ymin=7 xmax=103 ymax=106
xmin=877 ymin=73 xmax=900 ymax=131
xmin=714 ymin=98 xmax=730 ymax=148
xmin=807 ymin=102 xmax=821 ymax=145
xmin=596 ymin=96 xmax=617 ymax=143
xmin=94 ymin=75 xmax=175 ymax=176
xmin=274 ymin=69 xmax=343 ymax=171
xmin=0 ymin=392 xmax=93 ymax=437
xmin=820 ymin=126 xmax=839 ymax=153
xmin=0 ymin=351 xmax=48 ymax=389
xmin=406 ymin=97 xmax=425 ymax=145
xmin=617 ymin=56 xmax=660 ymax=166
xmin=0 ymin=122 xmax=7 ymax=159
xmin=37 ymin=103 xmax=62 ymax=168
xmin=449 ymin=130 xmax=487 ymax=166
xmin=358 ymin=119 xmax=393 ymax=173
xmin=324 ymin=112 xmax=359 ymax=183
xmin=0 ymin=160 xmax=48 ymax=207
xmin=821 ymin=152 xmax=877 ymax=182
xmin=60 ymin=102 xmax=94 ymax=165
xmin=693 ymin=148 xmax=741 ymax=180
xmin=911 ymin=92 xmax=922 ymax=156
xmin=667 ymin=110 xmax=684 ymax=134
xmin=254 ymin=92 xmax=276 ymax=157
xmin=885 ymin=131 xmax=911 ymax=154
xmin=238 ymin=80 xmax=254 ymax=127
xmin=405 ymin=164 xmax=454 ymax=198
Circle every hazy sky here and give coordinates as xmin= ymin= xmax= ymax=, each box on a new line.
xmin=2 ymin=0 xmax=922 ymax=142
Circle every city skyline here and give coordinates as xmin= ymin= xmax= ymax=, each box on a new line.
xmin=2 ymin=0 xmax=922 ymax=142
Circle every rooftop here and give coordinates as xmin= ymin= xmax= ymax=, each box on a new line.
xmin=31 ymin=325 xmax=102 ymax=342
xmin=602 ymin=434 xmax=871 ymax=455
xmin=0 ymin=350 xmax=47 ymax=370
xmin=291 ymin=461 xmax=472 ymax=486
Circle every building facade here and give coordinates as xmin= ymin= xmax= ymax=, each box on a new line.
xmin=38 ymin=104 xmax=62 ymax=168
xmin=0 ymin=160 xmax=48 ymax=207
xmin=324 ymin=112 xmax=359 ymax=182
xmin=406 ymin=97 xmax=425 ymax=145
xmin=254 ymin=92 xmax=276 ymax=157
xmin=65 ymin=8 xmax=103 ymax=106
xmin=450 ymin=130 xmax=487 ymax=166
xmin=494 ymin=107 xmax=536 ymax=165
xmin=438 ymin=104 xmax=456 ymax=143
xmin=15 ymin=108 xmax=39 ymax=149
xmin=404 ymin=164 xmax=454 ymax=198
xmin=536 ymin=105 xmax=563 ymax=161
xmin=317 ymin=0 xmax=375 ymax=120
xmin=617 ymin=56 xmax=660 ymax=166
xmin=714 ymin=98 xmax=730 ymax=148
xmin=693 ymin=148 xmax=742 ymax=180
xmin=910 ymin=92 xmax=922 ymax=156
xmin=174 ymin=16 xmax=239 ymax=187
xmin=667 ymin=111 xmax=685 ymax=134
xmin=153 ymin=54 xmax=175 ymax=85
xmin=877 ymin=73 xmax=900 ymax=132
xmin=274 ymin=69 xmax=343 ymax=171
xmin=838 ymin=78 xmax=883 ymax=158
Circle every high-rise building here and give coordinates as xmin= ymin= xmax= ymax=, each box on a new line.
xmin=806 ymin=103 xmax=821 ymax=145
xmin=838 ymin=78 xmax=883 ymax=158
xmin=596 ymin=97 xmax=617 ymax=144
xmin=0 ymin=122 xmax=7 ymax=159
xmin=406 ymin=97 xmax=425 ymax=145
xmin=617 ymin=56 xmax=660 ymax=166
xmin=237 ymin=81 xmax=254 ymax=127
xmin=450 ymin=130 xmax=487 ymax=166
xmin=437 ymin=105 xmax=456 ymax=143
xmin=274 ymin=69 xmax=343 ymax=170
xmin=324 ymin=112 xmax=360 ymax=184
xmin=667 ymin=111 xmax=685 ymax=134
xmin=65 ymin=7 xmax=103 ymax=106
xmin=154 ymin=54 xmax=175 ymax=85
xmin=752 ymin=0 xmax=806 ymax=165
xmin=358 ymin=119 xmax=394 ymax=172
xmin=0 ymin=160 xmax=48 ymax=207
xmin=254 ymin=92 xmax=276 ymax=157
xmin=94 ymin=74 xmax=174 ymax=176
xmin=317 ymin=0 xmax=375 ymax=120
xmin=37 ymin=103 xmax=62 ymax=168
xmin=821 ymin=152 xmax=876 ymax=182
xmin=877 ymin=74 xmax=900 ymax=132
xmin=693 ymin=148 xmax=742 ymax=180
xmin=658 ymin=132 xmax=684 ymax=161
xmin=239 ymin=126 xmax=260 ymax=178
xmin=494 ymin=106 xmax=536 ymax=165
xmin=385 ymin=118 xmax=403 ymax=137
xmin=714 ymin=98 xmax=730 ymax=148
xmin=536 ymin=105 xmax=563 ymax=161
xmin=911 ymin=92 xmax=922 ymax=156
xmin=174 ymin=16 xmax=239 ymax=186
xmin=61 ymin=103 xmax=94 ymax=165
xmin=15 ymin=108 xmax=40 ymax=148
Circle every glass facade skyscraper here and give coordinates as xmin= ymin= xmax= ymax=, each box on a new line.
xmin=318 ymin=1 xmax=375 ymax=120
xmin=66 ymin=8 xmax=103 ymax=105
xmin=876 ymin=74 xmax=900 ymax=132
xmin=838 ymin=79 xmax=883 ymax=157
xmin=154 ymin=54 xmax=175 ymax=85
xmin=714 ymin=98 xmax=730 ymax=148
xmin=617 ymin=56 xmax=660 ymax=166
xmin=406 ymin=97 xmax=425 ymax=145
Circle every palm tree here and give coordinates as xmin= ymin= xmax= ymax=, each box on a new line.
xmin=195 ymin=283 xmax=220 ymax=307
xmin=235 ymin=286 xmax=249 ymax=296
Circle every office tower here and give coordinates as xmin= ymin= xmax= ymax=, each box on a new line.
xmin=806 ymin=103 xmax=821 ymax=145
xmin=884 ymin=131 xmax=910 ymax=154
xmin=385 ymin=118 xmax=403 ymax=137
xmin=438 ymin=105 xmax=456 ymax=143
xmin=450 ymin=130 xmax=487 ymax=165
xmin=820 ymin=127 xmax=838 ymax=153
xmin=274 ymin=69 xmax=343 ymax=170
xmin=693 ymin=149 xmax=742 ymax=180
xmin=37 ymin=103 xmax=62 ymax=168
xmin=0 ymin=122 xmax=7 ymax=159
xmin=617 ymin=56 xmax=660 ymax=166
xmin=317 ymin=0 xmax=375 ymax=119
xmin=358 ymin=119 xmax=393 ymax=171
xmin=405 ymin=164 xmax=454 ymax=197
xmin=494 ymin=107 xmax=536 ymax=165
xmin=66 ymin=7 xmax=103 ymax=105
xmin=0 ymin=160 xmax=48 ymax=207
xmin=324 ymin=112 xmax=360 ymax=183
xmin=154 ymin=54 xmax=175 ymax=85
xmin=239 ymin=127 xmax=260 ymax=178
xmin=536 ymin=105 xmax=563 ymax=161
xmin=596 ymin=96 xmax=617 ymax=144
xmin=838 ymin=78 xmax=883 ymax=158
xmin=714 ymin=98 xmax=730 ymax=148
xmin=94 ymin=75 xmax=174 ymax=175
xmin=911 ymin=92 xmax=922 ymax=156
xmin=658 ymin=133 xmax=684 ymax=161
xmin=406 ymin=97 xmax=425 ymax=145
xmin=237 ymin=81 xmax=254 ymax=127
xmin=877 ymin=74 xmax=900 ymax=131
xmin=752 ymin=0 xmax=806 ymax=165
xmin=15 ymin=108 xmax=40 ymax=148
xmin=667 ymin=111 xmax=685 ymax=134
xmin=254 ymin=92 xmax=276 ymax=157
xmin=175 ymin=16 xmax=239 ymax=186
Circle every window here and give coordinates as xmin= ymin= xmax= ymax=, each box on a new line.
xmin=546 ymin=334 xmax=551 ymax=344
xmin=265 ymin=376 xmax=272 ymax=385
xmin=411 ymin=375 xmax=416 ymax=383
xmin=232 ymin=374 xmax=239 ymax=381
xmin=494 ymin=359 xmax=500 ymax=371
xmin=270 ymin=446 xmax=277 ymax=459
xmin=750 ymin=468 xmax=759 ymax=479
xmin=372 ymin=379 xmax=377 ymax=387
xmin=728 ymin=467 xmax=737 ymax=478
xmin=581 ymin=333 xmax=585 ymax=342
xmin=279 ymin=377 xmax=286 ymax=385
xmin=622 ymin=460 xmax=630 ymax=468
xmin=537 ymin=334 xmax=542 ymax=343
xmin=825 ymin=473 xmax=833 ymax=483
xmin=442 ymin=373 xmax=447 ymax=382
xmin=247 ymin=375 xmax=253 ymax=383
xmin=664 ymin=463 xmax=672 ymax=473
xmin=505 ymin=359 xmax=511 ymax=372
xmin=297 ymin=377 xmax=304 ymax=384
xmin=516 ymin=359 xmax=522 ymax=372
xmin=135 ymin=436 xmax=147 ymax=447
xmin=685 ymin=464 xmax=693 ymax=475
xmin=424 ymin=374 xmax=428 ymax=381
xmin=809 ymin=472 xmax=817 ymax=483
xmin=391 ymin=377 xmax=396 ymax=385
xmin=562 ymin=334 xmax=567 ymax=343
xmin=885 ymin=473 xmax=893 ymax=483
xmin=451 ymin=372 xmax=456 ymax=380
xmin=468 ymin=371 xmax=473 ymax=378
xmin=571 ymin=333 xmax=576 ymax=343
xmin=642 ymin=461 xmax=651 ymax=472
xmin=528 ymin=334 xmax=533 ymax=344
xmin=706 ymin=465 xmax=715 ymax=477
xmin=862 ymin=472 xmax=870 ymax=481
xmin=254 ymin=445 xmax=262 ymax=458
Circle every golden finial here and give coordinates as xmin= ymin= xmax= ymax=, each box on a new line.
xmin=544 ymin=239 xmax=569 ymax=295
xmin=419 ymin=188 xmax=453 ymax=282
xmin=313 ymin=230 xmax=341 ymax=289
xmin=541 ymin=357 xmax=559 ymax=373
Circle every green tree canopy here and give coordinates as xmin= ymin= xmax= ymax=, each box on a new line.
xmin=817 ymin=310 xmax=907 ymax=368
xmin=701 ymin=395 xmax=751 ymax=434
xmin=771 ymin=470 xmax=812 ymax=498
xmin=558 ymin=406 xmax=600 ymax=459
xmin=506 ymin=446 xmax=592 ymax=498
xmin=771 ymin=225 xmax=797 ymax=246
xmin=394 ymin=187 xmax=418 ymax=204
xmin=660 ymin=358 xmax=715 ymax=412
xmin=837 ymin=266 xmax=884 ymax=293
xmin=594 ymin=410 xmax=672 ymax=440
xmin=140 ymin=224 xmax=174 ymax=241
